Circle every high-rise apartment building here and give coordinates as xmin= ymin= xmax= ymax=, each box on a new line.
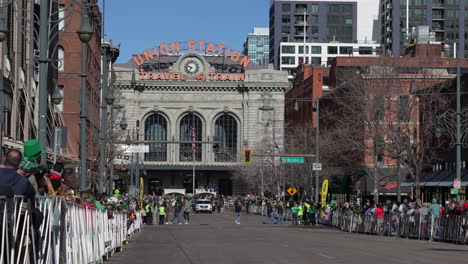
xmin=381 ymin=0 xmax=468 ymax=57
xmin=243 ymin=28 xmax=270 ymax=65
xmin=269 ymin=0 xmax=380 ymax=69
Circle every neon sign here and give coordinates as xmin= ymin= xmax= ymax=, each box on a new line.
xmin=133 ymin=41 xmax=251 ymax=68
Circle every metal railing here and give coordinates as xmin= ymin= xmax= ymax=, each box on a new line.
xmin=320 ymin=211 xmax=468 ymax=244
xmin=1 ymin=196 xmax=142 ymax=264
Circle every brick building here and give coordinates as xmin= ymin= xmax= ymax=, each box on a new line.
xmin=285 ymin=43 xmax=468 ymax=201
xmin=58 ymin=1 xmax=102 ymax=169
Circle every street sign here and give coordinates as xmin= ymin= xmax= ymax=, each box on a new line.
xmin=454 ymin=179 xmax=461 ymax=189
xmin=313 ymin=163 xmax=322 ymax=171
xmin=451 ymin=189 xmax=459 ymax=195
xmin=287 ymin=187 xmax=297 ymax=196
xmin=282 ymin=157 xmax=304 ymax=163
xmin=125 ymin=145 xmax=149 ymax=153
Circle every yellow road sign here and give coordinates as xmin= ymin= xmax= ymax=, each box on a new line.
xmin=287 ymin=187 xmax=297 ymax=196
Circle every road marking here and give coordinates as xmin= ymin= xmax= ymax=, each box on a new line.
xmin=319 ymin=253 xmax=335 ymax=259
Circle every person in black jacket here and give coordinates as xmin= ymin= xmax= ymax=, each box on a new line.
xmin=0 ymin=149 xmax=36 ymax=197
xmin=234 ymin=199 xmax=242 ymax=224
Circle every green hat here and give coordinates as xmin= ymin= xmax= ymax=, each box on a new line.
xmin=23 ymin=139 xmax=46 ymax=161
xmin=113 ymin=189 xmax=120 ymax=197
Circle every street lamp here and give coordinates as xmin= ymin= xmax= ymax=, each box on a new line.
xmin=51 ymin=85 xmax=63 ymax=105
xmin=0 ymin=14 xmax=7 ymax=42
xmin=78 ymin=0 xmax=94 ymax=191
xmin=120 ymin=114 xmax=128 ymax=130
xmin=98 ymin=42 xmax=119 ymax=193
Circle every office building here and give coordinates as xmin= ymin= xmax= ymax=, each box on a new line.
xmin=381 ymin=0 xmax=468 ymax=57
xmin=243 ymin=28 xmax=270 ymax=65
xmin=269 ymin=0 xmax=380 ymax=69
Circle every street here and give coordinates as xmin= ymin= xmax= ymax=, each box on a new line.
xmin=108 ymin=211 xmax=467 ymax=264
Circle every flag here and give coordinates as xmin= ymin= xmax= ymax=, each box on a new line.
xmin=191 ymin=127 xmax=196 ymax=152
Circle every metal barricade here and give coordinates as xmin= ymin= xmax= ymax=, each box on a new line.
xmin=320 ymin=209 xmax=468 ymax=245
xmin=0 ymin=196 xmax=136 ymax=264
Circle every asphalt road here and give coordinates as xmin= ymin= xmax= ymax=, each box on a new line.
xmin=108 ymin=211 xmax=468 ymax=264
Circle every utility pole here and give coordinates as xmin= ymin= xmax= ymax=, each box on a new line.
xmin=37 ymin=0 xmax=50 ymax=166
xmin=455 ymin=57 xmax=461 ymax=201
xmin=314 ymin=97 xmax=320 ymax=204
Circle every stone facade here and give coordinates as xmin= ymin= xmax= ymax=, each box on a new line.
xmin=113 ymin=53 xmax=289 ymax=195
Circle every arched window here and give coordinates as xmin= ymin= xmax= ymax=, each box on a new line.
xmin=58 ymin=46 xmax=64 ymax=71
xmin=179 ymin=113 xmax=202 ymax=162
xmin=144 ymin=113 xmax=167 ymax=161
xmin=214 ymin=114 xmax=238 ymax=162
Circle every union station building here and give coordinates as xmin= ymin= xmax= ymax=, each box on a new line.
xmin=113 ymin=41 xmax=289 ymax=195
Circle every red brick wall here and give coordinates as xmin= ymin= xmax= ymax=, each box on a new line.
xmin=58 ymin=0 xmax=102 ymax=162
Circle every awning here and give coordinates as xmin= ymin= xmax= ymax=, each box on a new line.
xmin=423 ymin=171 xmax=453 ymax=186
xmin=399 ymin=171 xmax=468 ymax=187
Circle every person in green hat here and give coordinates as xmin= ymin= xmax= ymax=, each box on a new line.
xmin=23 ymin=139 xmax=46 ymax=162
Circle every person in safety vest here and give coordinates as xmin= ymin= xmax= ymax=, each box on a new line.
xmin=291 ymin=203 xmax=299 ymax=225
xmin=159 ymin=203 xmax=166 ymax=225
xmin=304 ymin=202 xmax=311 ymax=225
xmin=145 ymin=202 xmax=154 ymax=225
xmin=297 ymin=202 xmax=304 ymax=225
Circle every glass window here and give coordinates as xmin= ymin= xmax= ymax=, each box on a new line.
xmin=57 ymin=85 xmax=64 ymax=112
xmin=282 ymin=15 xmax=291 ymax=23
xmin=282 ymin=26 xmax=291 ymax=34
xmin=328 ymin=15 xmax=339 ymax=24
xmin=281 ymin=36 xmax=289 ymax=42
xmin=281 ymin=56 xmax=296 ymax=65
xmin=359 ymin=47 xmax=373 ymax=55
xmin=328 ymin=46 xmax=338 ymax=54
xmin=345 ymin=17 xmax=353 ymax=24
xmin=311 ymin=57 xmax=321 ymax=65
xmin=58 ymin=46 xmax=64 ymax=71
xmin=447 ymin=10 xmax=459 ymax=18
xmin=310 ymin=15 xmax=318 ymax=24
xmin=214 ymin=114 xmax=238 ymax=162
xmin=398 ymin=95 xmax=410 ymax=121
xmin=145 ymin=113 xmax=168 ymax=161
xmin=179 ymin=113 xmax=202 ymax=162
xmin=299 ymin=46 xmax=309 ymax=54
xmin=311 ymin=46 xmax=321 ymax=54
xmin=339 ymin=46 xmax=353 ymax=54
xmin=296 ymin=4 xmax=307 ymax=12
xmin=281 ymin=45 xmax=295 ymax=54
xmin=311 ymin=26 xmax=318 ymax=34
xmin=59 ymin=4 xmax=65 ymax=31
xmin=311 ymin=4 xmax=318 ymax=13
xmin=282 ymin=3 xmax=290 ymax=12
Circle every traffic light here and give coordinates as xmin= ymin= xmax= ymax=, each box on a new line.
xmin=244 ymin=149 xmax=252 ymax=163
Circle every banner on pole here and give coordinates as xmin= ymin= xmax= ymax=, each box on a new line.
xmin=321 ymin=179 xmax=328 ymax=208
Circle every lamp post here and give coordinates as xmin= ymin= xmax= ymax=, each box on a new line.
xmin=37 ymin=0 xmax=51 ymax=166
xmin=435 ymin=60 xmax=468 ymax=201
xmin=98 ymin=43 xmax=119 ymax=194
xmin=314 ymin=97 xmax=320 ymax=204
xmin=0 ymin=9 xmax=7 ymax=161
xmin=78 ymin=0 xmax=94 ymax=191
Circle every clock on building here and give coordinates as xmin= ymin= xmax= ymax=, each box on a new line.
xmin=182 ymin=57 xmax=203 ymax=75
xmin=184 ymin=59 xmax=201 ymax=75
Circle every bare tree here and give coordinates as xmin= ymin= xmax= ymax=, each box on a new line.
xmin=323 ymin=58 xmax=450 ymax=202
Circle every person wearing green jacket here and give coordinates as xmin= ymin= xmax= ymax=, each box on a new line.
xmin=291 ymin=203 xmax=300 ymax=225
xmin=145 ymin=203 xmax=154 ymax=225
xmin=158 ymin=203 xmax=166 ymax=225
xmin=428 ymin=199 xmax=441 ymax=219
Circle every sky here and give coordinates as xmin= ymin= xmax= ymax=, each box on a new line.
xmin=101 ymin=0 xmax=270 ymax=63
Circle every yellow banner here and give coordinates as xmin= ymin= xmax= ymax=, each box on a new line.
xmin=321 ymin=179 xmax=328 ymax=208
xmin=140 ymin=177 xmax=144 ymax=208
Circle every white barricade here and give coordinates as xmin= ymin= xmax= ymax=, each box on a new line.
xmin=0 ymin=196 xmax=137 ymax=264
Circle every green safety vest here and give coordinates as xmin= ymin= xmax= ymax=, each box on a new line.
xmin=146 ymin=204 xmax=153 ymax=213
xmin=298 ymin=206 xmax=303 ymax=216
xmin=159 ymin=206 xmax=166 ymax=215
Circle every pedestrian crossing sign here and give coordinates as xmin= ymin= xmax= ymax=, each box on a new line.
xmin=287 ymin=187 xmax=297 ymax=196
